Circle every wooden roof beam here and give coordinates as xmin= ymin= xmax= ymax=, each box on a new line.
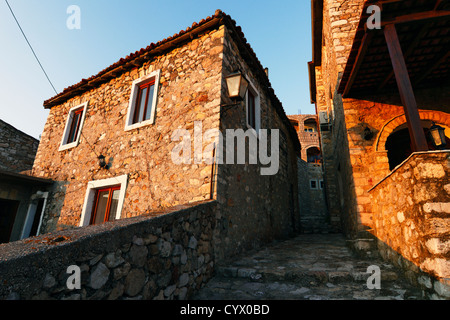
xmin=380 ymin=9 xmax=450 ymax=27
xmin=342 ymin=30 xmax=375 ymax=97
xmin=311 ymin=0 xmax=323 ymax=66
xmin=377 ymin=22 xmax=431 ymax=91
xmin=413 ymin=50 xmax=450 ymax=86
xmin=434 ymin=0 xmax=443 ymax=10
xmin=384 ymin=23 xmax=428 ymax=152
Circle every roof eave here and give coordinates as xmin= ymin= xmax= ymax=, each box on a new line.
xmin=43 ymin=12 xmax=225 ymax=109
xmin=311 ymin=0 xmax=323 ymax=67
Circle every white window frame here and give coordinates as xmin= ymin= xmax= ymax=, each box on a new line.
xmin=245 ymin=78 xmax=261 ymax=134
xmin=310 ymin=179 xmax=318 ymax=190
xmin=124 ymin=69 xmax=161 ymax=131
xmin=20 ymin=191 xmax=48 ymax=239
xmin=59 ymin=102 xmax=88 ymax=151
xmin=79 ymin=174 xmax=128 ymax=227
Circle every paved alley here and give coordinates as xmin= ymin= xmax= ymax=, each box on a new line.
xmin=192 ymin=234 xmax=424 ymax=300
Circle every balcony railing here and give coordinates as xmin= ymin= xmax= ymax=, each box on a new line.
xmin=299 ymin=132 xmax=319 ymax=144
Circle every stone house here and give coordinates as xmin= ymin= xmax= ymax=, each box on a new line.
xmin=0 ymin=119 xmax=39 ymax=174
xmin=0 ymin=170 xmax=52 ymax=244
xmin=31 ymin=10 xmax=300 ymax=260
xmin=288 ymin=114 xmax=330 ymax=233
xmin=0 ymin=120 xmax=52 ymax=244
xmin=288 ymin=114 xmax=322 ymax=163
xmin=309 ymin=0 xmax=450 ymax=298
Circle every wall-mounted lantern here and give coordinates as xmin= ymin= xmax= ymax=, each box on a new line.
xmin=224 ymin=71 xmax=249 ymax=102
xmin=363 ymin=127 xmax=374 ymax=140
xmin=98 ymin=155 xmax=107 ymax=169
xmin=429 ymin=122 xmax=447 ymax=149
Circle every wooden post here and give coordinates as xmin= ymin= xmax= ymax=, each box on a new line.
xmin=384 ymin=23 xmax=428 ymax=152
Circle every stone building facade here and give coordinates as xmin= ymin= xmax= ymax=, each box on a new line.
xmin=0 ymin=119 xmax=39 ymax=174
xmin=288 ymin=114 xmax=330 ymax=233
xmin=309 ymin=0 xmax=450 ymax=298
xmin=288 ymin=115 xmax=321 ymax=163
xmin=309 ymin=0 xmax=367 ymax=242
xmin=0 ymin=10 xmax=301 ymax=300
xmin=31 ymin=10 xmax=300 ymax=261
xmin=0 ymin=120 xmax=52 ymax=244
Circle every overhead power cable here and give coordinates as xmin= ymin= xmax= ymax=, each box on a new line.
xmin=4 ymin=0 xmax=58 ymax=94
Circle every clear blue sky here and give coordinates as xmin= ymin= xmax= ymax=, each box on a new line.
xmin=0 ymin=0 xmax=314 ymax=139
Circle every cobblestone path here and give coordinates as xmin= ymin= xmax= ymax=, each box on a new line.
xmin=192 ymin=234 xmax=424 ymax=300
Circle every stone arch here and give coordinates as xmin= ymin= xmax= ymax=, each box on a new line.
xmin=303 ymin=117 xmax=318 ymax=132
xmin=303 ymin=116 xmax=317 ymax=123
xmin=374 ymin=110 xmax=450 ymax=152
xmin=306 ymin=146 xmax=321 ymax=163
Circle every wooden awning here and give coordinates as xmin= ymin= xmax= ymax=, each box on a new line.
xmin=338 ymin=0 xmax=450 ymax=152
xmin=339 ymin=0 xmax=450 ymax=97
xmin=0 ymin=169 xmax=53 ymax=186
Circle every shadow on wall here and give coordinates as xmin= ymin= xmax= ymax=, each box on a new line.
xmin=0 ymin=201 xmax=217 ymax=300
xmin=38 ymin=181 xmax=68 ymax=234
xmin=367 ymin=151 xmax=450 ymax=300
xmin=348 ymin=83 xmax=450 ymax=114
xmin=376 ymin=238 xmax=449 ymax=300
xmin=0 ymin=173 xmax=61 ymax=244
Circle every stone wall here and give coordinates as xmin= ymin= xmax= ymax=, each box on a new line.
xmin=32 ymin=26 xmax=224 ymax=232
xmin=0 ymin=201 xmax=216 ymax=300
xmin=211 ymin=26 xmax=300 ymax=261
xmin=297 ymin=161 xmax=330 ymax=234
xmin=288 ymin=114 xmax=329 ymax=233
xmin=297 ymin=158 xmax=311 ymax=228
xmin=4 ymin=13 xmax=302 ymax=299
xmin=369 ymin=151 xmax=450 ymax=300
xmin=338 ymin=100 xmax=450 ymax=240
xmin=0 ymin=119 xmax=39 ymax=173
xmin=314 ymin=0 xmax=450 ymax=245
xmin=313 ymin=0 xmax=366 ymax=237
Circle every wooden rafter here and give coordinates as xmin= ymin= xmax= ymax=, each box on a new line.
xmin=380 ymin=9 xmax=450 ymax=27
xmin=377 ymin=22 xmax=432 ymax=91
xmin=342 ymin=31 xmax=375 ymax=97
xmin=434 ymin=0 xmax=443 ymax=10
xmin=384 ymin=23 xmax=429 ymax=152
xmin=413 ymin=50 xmax=450 ymax=85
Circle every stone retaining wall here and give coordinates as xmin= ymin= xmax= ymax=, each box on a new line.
xmin=369 ymin=151 xmax=450 ymax=300
xmin=0 ymin=201 xmax=216 ymax=300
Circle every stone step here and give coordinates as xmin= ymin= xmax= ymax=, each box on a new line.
xmin=193 ymin=235 xmax=425 ymax=300
xmin=194 ymin=276 xmax=423 ymax=300
xmin=215 ymin=265 xmax=400 ymax=285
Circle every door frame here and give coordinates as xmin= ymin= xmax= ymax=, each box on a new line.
xmin=20 ymin=191 xmax=48 ymax=239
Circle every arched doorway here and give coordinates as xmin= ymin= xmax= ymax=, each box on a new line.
xmin=307 ymin=146 xmax=322 ymax=163
xmin=375 ymin=110 xmax=450 ymax=153
xmin=304 ymin=118 xmax=318 ymax=132
xmin=385 ymin=121 xmax=450 ymax=170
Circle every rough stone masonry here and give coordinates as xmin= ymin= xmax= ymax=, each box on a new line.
xmin=0 ymin=10 xmax=301 ymax=300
